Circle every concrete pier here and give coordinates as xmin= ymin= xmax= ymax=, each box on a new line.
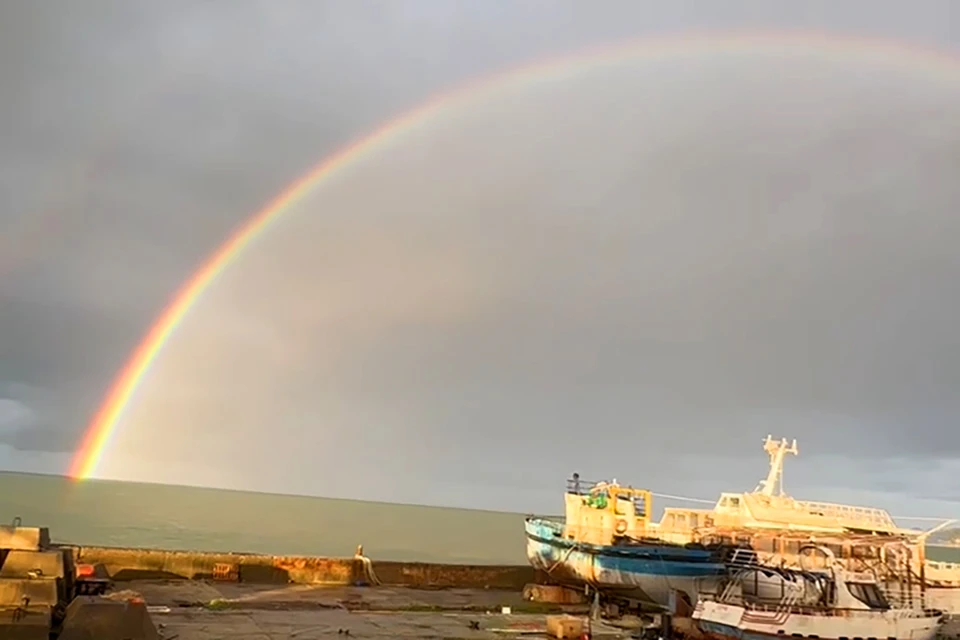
xmin=70 ymin=545 xmax=545 ymax=589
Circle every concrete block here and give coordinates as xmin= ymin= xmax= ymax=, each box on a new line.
xmin=0 ymin=550 xmax=66 ymax=579
xmin=60 ymin=596 xmax=159 ymax=640
xmin=523 ymin=583 xmax=587 ymax=604
xmin=0 ymin=528 xmax=50 ymax=552
xmin=0 ymin=578 xmax=60 ymax=607
xmin=546 ymin=614 xmax=584 ymax=639
xmin=0 ymin=607 xmax=52 ymax=640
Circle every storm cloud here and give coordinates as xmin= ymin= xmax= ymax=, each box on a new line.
xmin=2 ymin=1 xmax=960 ymax=516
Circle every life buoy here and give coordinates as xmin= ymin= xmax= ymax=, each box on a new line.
xmin=615 ymin=519 xmax=628 ymax=535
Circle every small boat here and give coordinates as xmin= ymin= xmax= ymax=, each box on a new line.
xmin=693 ymin=544 xmax=944 ymax=640
xmin=525 ymin=477 xmax=734 ymax=610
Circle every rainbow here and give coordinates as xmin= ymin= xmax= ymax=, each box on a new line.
xmin=68 ymin=29 xmax=960 ymax=479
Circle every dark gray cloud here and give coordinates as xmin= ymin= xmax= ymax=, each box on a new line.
xmin=2 ymin=0 xmax=960 ymax=516
xmin=0 ymin=383 xmax=73 ymax=455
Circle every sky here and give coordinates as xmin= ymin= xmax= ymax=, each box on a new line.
xmin=2 ymin=1 xmax=960 ymax=519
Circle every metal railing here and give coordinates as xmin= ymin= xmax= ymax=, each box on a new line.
xmin=795 ymin=500 xmax=897 ymax=529
xmin=565 ymin=477 xmax=650 ymax=518
xmin=876 ymin=582 xmax=925 ymax=610
xmin=705 ymin=548 xmax=936 ymax=616
xmin=731 ymin=600 xmax=940 ymax=619
xmin=727 ymin=548 xmax=761 ymax=569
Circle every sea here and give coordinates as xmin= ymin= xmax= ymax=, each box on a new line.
xmin=2 ymin=470 xmax=958 ymax=566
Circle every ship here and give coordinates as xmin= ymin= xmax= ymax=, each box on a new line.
xmin=525 ymin=478 xmax=737 ymax=610
xmin=647 ymin=436 xmax=960 ymax=615
xmin=526 ymin=437 xmax=960 ymax=616
xmin=694 ymin=544 xmax=943 ymax=640
xmin=651 ymin=436 xmax=929 ymax=542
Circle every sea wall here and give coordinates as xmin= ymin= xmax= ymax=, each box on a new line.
xmin=69 ymin=546 xmax=545 ymax=590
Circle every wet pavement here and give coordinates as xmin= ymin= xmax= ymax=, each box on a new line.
xmin=125 ymin=580 xmax=599 ymax=639
xmin=83 ymin=581 xmax=960 ymax=639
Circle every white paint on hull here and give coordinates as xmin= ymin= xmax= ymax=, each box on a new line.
xmin=526 ymin=536 xmax=722 ymax=608
xmin=696 ymin=600 xmax=942 ymax=640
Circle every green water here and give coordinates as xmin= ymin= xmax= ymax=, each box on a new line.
xmin=3 ymin=471 xmax=958 ymax=567
xmin=927 ymin=544 xmax=960 ymax=563
xmin=0 ymin=471 xmax=529 ymax=565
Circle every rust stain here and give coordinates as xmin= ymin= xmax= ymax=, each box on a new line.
xmin=212 ymin=563 xmax=239 ymax=582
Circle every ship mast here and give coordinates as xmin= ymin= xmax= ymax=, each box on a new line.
xmin=755 ymin=435 xmax=798 ymax=497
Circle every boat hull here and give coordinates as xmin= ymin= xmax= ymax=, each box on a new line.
xmin=694 ymin=600 xmax=942 ymax=640
xmin=525 ymin=518 xmax=726 ymax=609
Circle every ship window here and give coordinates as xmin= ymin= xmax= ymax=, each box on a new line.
xmin=634 ymin=496 xmax=648 ymax=518
xmin=729 ymin=497 xmax=740 ymax=507
xmin=791 ymin=634 xmax=802 ymax=638
xmin=847 ymin=583 xmax=890 ymax=611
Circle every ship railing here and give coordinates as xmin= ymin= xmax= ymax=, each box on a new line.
xmin=727 ymin=548 xmax=761 ymax=570
xmin=528 ymin=516 xmax=659 ymax=542
xmin=565 ymin=477 xmax=651 ymax=518
xmin=566 ymin=477 xmax=600 ymax=496
xmin=529 ymin=514 xmax=565 ymax=522
xmin=566 ymin=477 xmax=647 ymax=496
xmin=778 ymin=591 xmax=799 ymax=611
xmin=795 ymin=500 xmax=897 ymax=528
xmin=727 ymin=600 xmax=940 ymax=618
xmin=531 ymin=522 xmax=672 ymax=547
xmin=718 ymin=575 xmax=742 ymax=602
xmin=876 ymin=583 xmax=924 ymax=610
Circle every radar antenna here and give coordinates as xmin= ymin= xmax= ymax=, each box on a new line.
xmin=754 ymin=435 xmax=798 ymax=497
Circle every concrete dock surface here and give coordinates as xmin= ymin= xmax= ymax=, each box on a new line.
xmin=126 ymin=580 xmax=598 ymax=639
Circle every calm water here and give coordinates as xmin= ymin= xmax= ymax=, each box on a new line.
xmin=0 ymin=471 xmax=529 ymax=564
xmin=929 ymin=545 xmax=960 ymax=563
xmin=1 ymin=471 xmax=957 ymax=566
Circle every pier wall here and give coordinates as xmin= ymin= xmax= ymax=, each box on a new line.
xmin=69 ymin=546 xmax=544 ymax=590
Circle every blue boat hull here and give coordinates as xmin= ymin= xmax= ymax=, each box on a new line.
xmin=697 ymin=619 xmax=763 ymax=640
xmin=525 ymin=517 xmax=726 ymax=609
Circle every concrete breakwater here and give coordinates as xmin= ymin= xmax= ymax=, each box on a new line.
xmin=70 ymin=545 xmax=545 ymax=590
